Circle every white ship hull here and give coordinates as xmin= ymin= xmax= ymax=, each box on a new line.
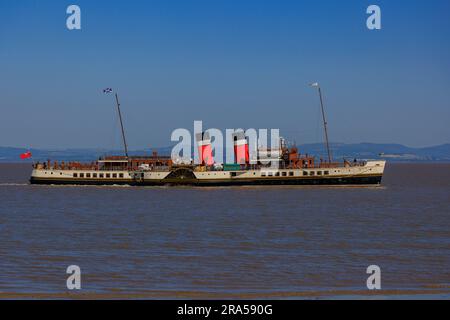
xmin=30 ymin=161 xmax=386 ymax=186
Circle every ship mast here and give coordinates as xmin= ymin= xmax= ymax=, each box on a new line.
xmin=114 ymin=93 xmax=129 ymax=159
xmin=310 ymin=83 xmax=332 ymax=163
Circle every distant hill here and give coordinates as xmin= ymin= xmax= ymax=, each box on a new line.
xmin=297 ymin=143 xmax=450 ymax=162
xmin=1 ymin=143 xmax=449 ymax=162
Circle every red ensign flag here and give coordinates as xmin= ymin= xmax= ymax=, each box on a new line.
xmin=20 ymin=151 xmax=32 ymax=159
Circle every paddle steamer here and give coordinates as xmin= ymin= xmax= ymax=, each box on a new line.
xmin=30 ymin=86 xmax=386 ymax=186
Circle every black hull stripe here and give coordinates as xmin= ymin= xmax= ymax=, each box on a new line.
xmin=30 ymin=175 xmax=383 ymax=186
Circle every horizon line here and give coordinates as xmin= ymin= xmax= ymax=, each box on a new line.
xmin=1 ymin=141 xmax=449 ymax=151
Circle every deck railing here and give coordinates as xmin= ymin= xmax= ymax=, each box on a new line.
xmin=33 ymin=160 xmax=368 ymax=171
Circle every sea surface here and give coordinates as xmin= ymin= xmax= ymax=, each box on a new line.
xmin=0 ymin=163 xmax=449 ymax=299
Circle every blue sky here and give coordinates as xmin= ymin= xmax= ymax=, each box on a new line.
xmin=1 ymin=0 xmax=449 ymax=149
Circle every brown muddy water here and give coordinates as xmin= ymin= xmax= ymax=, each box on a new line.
xmin=0 ymin=163 xmax=449 ymax=299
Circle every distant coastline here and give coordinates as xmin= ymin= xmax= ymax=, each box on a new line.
xmin=1 ymin=143 xmax=449 ymax=163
